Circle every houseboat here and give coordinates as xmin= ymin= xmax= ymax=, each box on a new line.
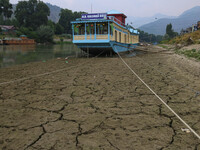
xmin=3 ymin=35 xmax=35 ymax=45
xmin=71 ymin=10 xmax=139 ymax=55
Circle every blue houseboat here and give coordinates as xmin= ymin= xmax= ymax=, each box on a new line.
xmin=71 ymin=10 xmax=139 ymax=55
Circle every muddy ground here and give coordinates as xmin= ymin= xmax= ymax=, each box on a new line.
xmin=0 ymin=45 xmax=200 ymax=150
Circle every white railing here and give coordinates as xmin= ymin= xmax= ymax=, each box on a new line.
xmin=107 ymin=16 xmax=126 ymax=27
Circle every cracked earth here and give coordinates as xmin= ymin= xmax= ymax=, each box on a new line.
xmin=0 ymin=45 xmax=200 ymax=150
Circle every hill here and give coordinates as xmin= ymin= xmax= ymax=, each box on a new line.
xmin=167 ymin=30 xmax=200 ymax=45
xmin=127 ymin=13 xmax=176 ymax=28
xmin=139 ymin=6 xmax=200 ymax=35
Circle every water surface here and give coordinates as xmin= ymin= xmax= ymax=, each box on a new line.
xmin=0 ymin=44 xmax=81 ymax=68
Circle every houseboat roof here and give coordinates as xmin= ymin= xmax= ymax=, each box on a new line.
xmin=107 ymin=10 xmax=127 ymax=18
xmin=107 ymin=10 xmax=123 ymax=15
xmin=0 ymin=25 xmax=15 ymax=30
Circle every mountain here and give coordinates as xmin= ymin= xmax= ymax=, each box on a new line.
xmin=127 ymin=13 xmax=176 ymax=28
xmin=139 ymin=6 xmax=200 ymax=35
xmin=46 ymin=3 xmax=61 ymax=23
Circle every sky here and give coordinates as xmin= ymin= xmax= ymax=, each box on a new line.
xmin=10 ymin=0 xmax=200 ymax=18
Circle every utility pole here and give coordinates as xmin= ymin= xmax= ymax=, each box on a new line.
xmin=91 ymin=3 xmax=93 ymax=13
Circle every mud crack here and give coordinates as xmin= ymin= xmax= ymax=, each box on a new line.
xmin=159 ymin=104 xmax=176 ymax=149
xmin=76 ymin=123 xmax=83 ymax=149
xmin=106 ymin=138 xmax=120 ymax=150
xmin=24 ymin=125 xmax=46 ymax=150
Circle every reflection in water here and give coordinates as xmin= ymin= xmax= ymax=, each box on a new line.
xmin=0 ymin=44 xmax=81 ymax=68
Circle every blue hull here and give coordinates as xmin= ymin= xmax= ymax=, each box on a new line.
xmin=75 ymin=41 xmax=138 ymax=55
xmin=110 ymin=41 xmax=138 ymax=53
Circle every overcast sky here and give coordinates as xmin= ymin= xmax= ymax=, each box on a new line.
xmin=10 ymin=0 xmax=200 ymax=17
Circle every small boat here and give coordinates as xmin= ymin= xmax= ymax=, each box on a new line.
xmin=3 ymin=35 xmax=35 ymax=45
xmin=71 ymin=10 xmax=139 ymax=55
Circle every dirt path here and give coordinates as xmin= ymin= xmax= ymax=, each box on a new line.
xmin=0 ymin=46 xmax=200 ymax=150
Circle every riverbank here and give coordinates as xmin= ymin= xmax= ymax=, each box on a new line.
xmin=158 ymin=44 xmax=200 ymax=61
xmin=0 ymin=45 xmax=200 ymax=149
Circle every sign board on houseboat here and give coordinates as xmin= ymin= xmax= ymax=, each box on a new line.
xmin=81 ymin=13 xmax=107 ymax=20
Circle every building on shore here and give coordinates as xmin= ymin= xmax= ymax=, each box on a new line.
xmin=180 ymin=21 xmax=200 ymax=35
xmin=0 ymin=25 xmax=16 ymax=35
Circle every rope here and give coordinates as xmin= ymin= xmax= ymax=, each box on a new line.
xmin=0 ymin=50 xmax=105 ymax=86
xmin=116 ymin=52 xmax=200 ymax=140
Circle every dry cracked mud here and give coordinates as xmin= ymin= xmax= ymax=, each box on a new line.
xmin=0 ymin=45 xmax=200 ymax=150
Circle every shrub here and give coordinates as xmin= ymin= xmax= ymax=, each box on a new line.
xmin=36 ymin=25 xmax=54 ymax=43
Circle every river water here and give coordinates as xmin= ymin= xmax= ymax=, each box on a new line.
xmin=0 ymin=44 xmax=81 ymax=68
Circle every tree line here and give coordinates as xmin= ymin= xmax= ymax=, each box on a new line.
xmin=138 ymin=23 xmax=178 ymax=43
xmin=0 ymin=0 xmax=85 ymax=43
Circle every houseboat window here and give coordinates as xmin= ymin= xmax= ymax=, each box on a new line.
xmin=124 ymin=35 xmax=126 ymax=43
xmin=97 ymin=23 xmax=108 ymax=34
xmin=119 ymin=32 xmax=121 ymax=42
xmin=86 ymin=24 xmax=90 ymax=34
xmin=115 ymin=30 xmax=117 ymax=41
xmin=86 ymin=23 xmax=95 ymax=35
xmin=128 ymin=34 xmax=129 ymax=43
xmin=110 ymin=24 xmax=113 ymax=35
xmin=103 ymin=23 xmax=108 ymax=34
xmin=74 ymin=24 xmax=85 ymax=35
xmin=130 ymin=35 xmax=132 ymax=43
xmin=90 ymin=24 xmax=94 ymax=34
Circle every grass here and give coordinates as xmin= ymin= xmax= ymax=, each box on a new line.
xmin=55 ymin=41 xmax=73 ymax=44
xmin=175 ymin=49 xmax=200 ymax=61
xmin=158 ymin=44 xmax=169 ymax=49
xmin=160 ymin=30 xmax=200 ymax=45
xmin=168 ymin=30 xmax=200 ymax=45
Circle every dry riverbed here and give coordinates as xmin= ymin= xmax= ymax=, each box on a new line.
xmin=0 ymin=45 xmax=200 ymax=150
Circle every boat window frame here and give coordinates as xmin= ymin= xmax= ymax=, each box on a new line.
xmin=110 ymin=24 xmax=113 ymax=36
xmin=119 ymin=32 xmax=121 ymax=43
xmin=128 ymin=34 xmax=129 ymax=43
xmin=74 ymin=24 xmax=85 ymax=35
xmin=96 ymin=22 xmax=108 ymax=35
xmin=86 ymin=23 xmax=95 ymax=35
xmin=124 ymin=34 xmax=126 ymax=43
xmin=115 ymin=30 xmax=117 ymax=41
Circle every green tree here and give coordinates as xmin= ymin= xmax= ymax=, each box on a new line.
xmin=47 ymin=20 xmax=56 ymax=32
xmin=36 ymin=25 xmax=54 ymax=43
xmin=166 ymin=23 xmax=173 ymax=38
xmin=15 ymin=0 xmax=50 ymax=29
xmin=0 ymin=0 xmax=12 ymax=21
xmin=16 ymin=27 xmax=37 ymax=39
xmin=58 ymin=9 xmax=85 ymax=34
xmin=14 ymin=1 xmax=28 ymax=26
xmin=0 ymin=14 xmax=3 ymax=23
xmin=55 ymin=23 xmax=64 ymax=35
xmin=58 ymin=9 xmax=73 ymax=34
xmin=73 ymin=11 xmax=85 ymax=20
xmin=165 ymin=23 xmax=178 ymax=39
xmin=34 ymin=1 xmax=50 ymax=28
xmin=138 ymin=29 xmax=163 ymax=43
